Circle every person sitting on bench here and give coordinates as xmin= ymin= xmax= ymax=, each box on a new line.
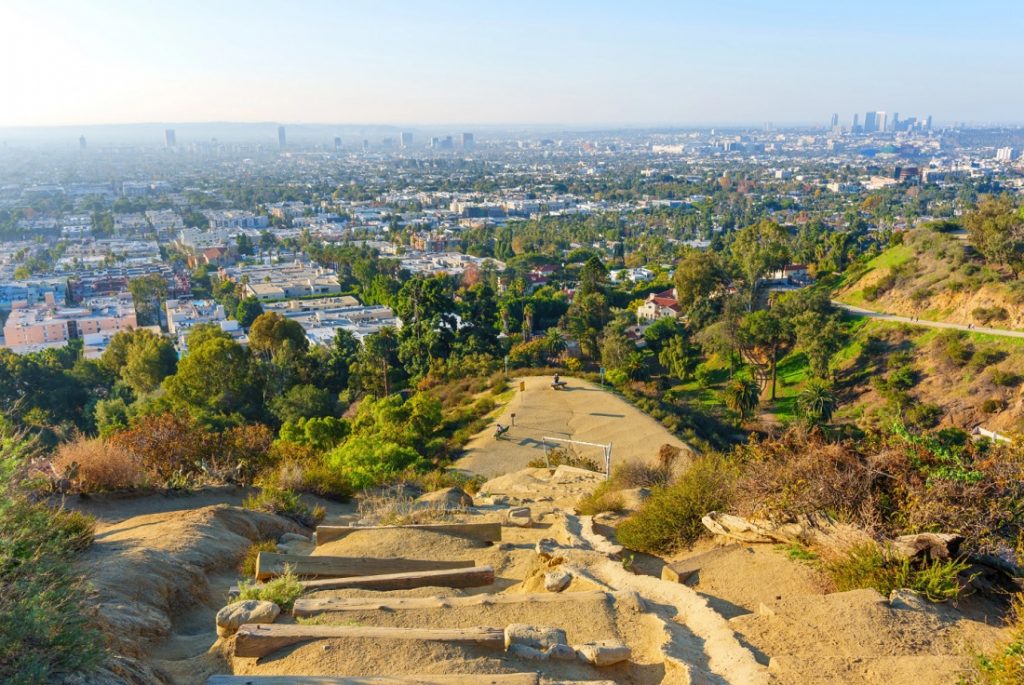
xmin=494 ymin=423 xmax=510 ymax=438
xmin=551 ymin=373 xmax=567 ymax=389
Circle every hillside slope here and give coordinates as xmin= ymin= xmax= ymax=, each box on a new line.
xmin=837 ymin=228 xmax=1024 ymax=329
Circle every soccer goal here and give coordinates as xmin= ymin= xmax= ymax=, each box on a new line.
xmin=540 ymin=436 xmax=612 ymax=479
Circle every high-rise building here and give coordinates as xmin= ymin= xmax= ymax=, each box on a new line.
xmin=333 ymin=136 xmax=342 ymax=151
xmin=461 ymin=132 xmax=475 ymax=149
xmin=876 ymin=112 xmax=888 ymax=133
xmin=891 ymin=113 xmax=899 ymax=132
xmin=165 ymin=129 xmax=176 ymax=147
xmin=79 ymin=135 xmax=87 ymax=150
xmin=925 ymin=115 xmax=933 ymax=131
xmin=277 ymin=125 xmax=286 ymax=148
xmin=863 ymin=111 xmax=877 ymax=133
xmin=830 ymin=113 xmax=839 ymax=130
xmin=996 ymin=147 xmax=1016 ymax=162
xmin=852 ymin=113 xmax=860 ymax=132
xmin=400 ymin=132 xmax=413 ymax=148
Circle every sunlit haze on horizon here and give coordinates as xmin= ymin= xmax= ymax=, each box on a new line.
xmin=1 ymin=0 xmax=1022 ymax=129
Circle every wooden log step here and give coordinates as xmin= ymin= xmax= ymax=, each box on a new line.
xmin=207 ymin=674 xmax=540 ymax=684
xmin=233 ymin=623 xmax=505 ymax=659
xmin=255 ymin=552 xmax=475 ymax=581
xmin=301 ymin=565 xmax=495 ymax=592
xmin=293 ymin=590 xmax=613 ymax=617
xmin=232 ymin=565 xmax=496 ymax=597
xmin=315 ymin=522 xmax=501 ymax=546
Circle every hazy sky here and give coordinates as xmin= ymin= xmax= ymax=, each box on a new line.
xmin=1 ymin=0 xmax=1021 ymax=128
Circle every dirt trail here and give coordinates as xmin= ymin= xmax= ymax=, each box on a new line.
xmin=457 ymin=375 xmax=691 ymax=477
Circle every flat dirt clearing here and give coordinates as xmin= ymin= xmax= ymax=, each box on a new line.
xmin=456 ymin=375 xmax=690 ymax=477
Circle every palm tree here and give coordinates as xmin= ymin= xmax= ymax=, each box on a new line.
xmin=723 ymin=378 xmax=760 ymax=421
xmin=797 ymin=379 xmax=838 ymax=425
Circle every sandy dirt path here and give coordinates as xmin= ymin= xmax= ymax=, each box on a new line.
xmin=455 ymin=375 xmax=690 ymax=478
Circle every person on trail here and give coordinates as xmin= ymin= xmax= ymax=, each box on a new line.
xmin=494 ymin=423 xmax=509 ymax=438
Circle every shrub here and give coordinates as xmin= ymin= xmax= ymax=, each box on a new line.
xmin=970 ymin=348 xmax=1006 ymax=371
xmin=990 ymin=369 xmax=1021 ymax=387
xmin=825 ymin=543 xmax=968 ymax=601
xmin=326 ymin=436 xmax=426 ymax=489
xmin=616 ymin=453 xmax=737 ymax=554
xmin=51 ymin=436 xmax=149 ymax=492
xmin=239 ymin=539 xmax=277 ymax=577
xmin=905 ymin=402 xmax=943 ymax=428
xmin=528 ymin=446 xmax=601 ymax=472
xmin=936 ymin=331 xmax=973 ymax=367
xmin=242 ymin=487 xmax=324 ymax=527
xmin=236 ymin=565 xmax=303 ymax=611
xmin=0 ymin=499 xmax=103 ymax=684
xmin=413 ymin=469 xmax=485 ymax=495
xmin=270 ymin=458 xmax=353 ymax=502
xmin=576 ymin=481 xmax=626 ymax=516
xmin=975 ymin=595 xmax=1024 ymax=683
xmin=108 ymin=413 xmax=212 ymax=482
xmin=982 ymin=398 xmax=1006 ymax=414
xmin=972 ymin=306 xmax=1009 ymax=326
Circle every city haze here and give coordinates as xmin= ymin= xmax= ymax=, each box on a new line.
xmin=1 ymin=0 xmax=1022 ymax=129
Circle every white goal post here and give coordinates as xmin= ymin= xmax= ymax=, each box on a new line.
xmin=541 ymin=436 xmax=612 ymax=479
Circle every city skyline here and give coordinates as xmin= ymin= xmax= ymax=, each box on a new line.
xmin=1 ymin=0 xmax=1022 ymax=129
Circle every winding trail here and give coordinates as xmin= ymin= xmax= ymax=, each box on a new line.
xmin=833 ymin=301 xmax=1024 ymax=339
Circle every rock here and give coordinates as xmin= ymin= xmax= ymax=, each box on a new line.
xmin=546 ymin=643 xmax=577 ymax=660
xmin=889 ymin=589 xmax=931 ymax=611
xmin=215 ymin=600 xmax=280 ymax=637
xmin=279 ymin=532 xmax=310 ymax=544
xmin=544 ymin=569 xmax=572 ymax=592
xmin=702 ymin=511 xmax=874 ymax=554
xmin=575 ymin=640 xmax=632 ymax=667
xmin=535 ymin=538 xmax=561 ymax=557
xmin=504 ymin=507 xmax=533 ymax=528
xmin=504 ymin=624 xmax=568 ymax=650
xmin=507 ymin=643 xmax=549 ymax=661
xmin=891 ymin=533 xmax=964 ymax=562
xmin=414 ymin=487 xmax=473 ymax=511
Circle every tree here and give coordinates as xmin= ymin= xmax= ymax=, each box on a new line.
xmin=578 ymin=256 xmax=608 ymax=295
xmin=674 ymin=249 xmax=727 ymax=306
xmin=659 ymin=335 xmax=701 ymax=381
xmin=737 ymin=310 xmax=794 ymax=400
xmin=235 ymin=296 xmax=264 ymax=328
xmin=128 ymin=274 xmax=169 ymax=326
xmin=963 ymin=196 xmax=1024 ymax=276
xmin=270 ymin=383 xmax=336 ymax=423
xmin=163 ymin=337 xmax=260 ymax=422
xmin=643 ymin=317 xmax=686 ymax=353
xmin=355 ymin=327 xmax=401 ymax=397
xmin=792 ymin=311 xmax=844 ymax=379
xmin=121 ymin=333 xmax=177 ymax=395
xmin=797 ymin=379 xmax=838 ymax=425
xmin=723 ymin=378 xmax=760 ymax=420
xmin=248 ymin=312 xmax=309 ymax=358
xmin=730 ymin=220 xmax=791 ymax=305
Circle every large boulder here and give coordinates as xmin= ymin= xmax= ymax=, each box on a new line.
xmin=504 ymin=624 xmax=568 ymax=650
xmin=215 ymin=599 xmax=280 ymax=637
xmin=414 ymin=487 xmax=473 ymax=511
xmin=544 ymin=568 xmax=572 ymax=592
xmin=891 ymin=533 xmax=964 ymax=561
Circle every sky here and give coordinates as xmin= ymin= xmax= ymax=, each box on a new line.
xmin=1 ymin=0 xmax=1022 ymax=129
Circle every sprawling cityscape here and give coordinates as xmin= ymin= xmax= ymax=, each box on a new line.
xmin=3 ymin=2 xmax=1024 ymax=684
